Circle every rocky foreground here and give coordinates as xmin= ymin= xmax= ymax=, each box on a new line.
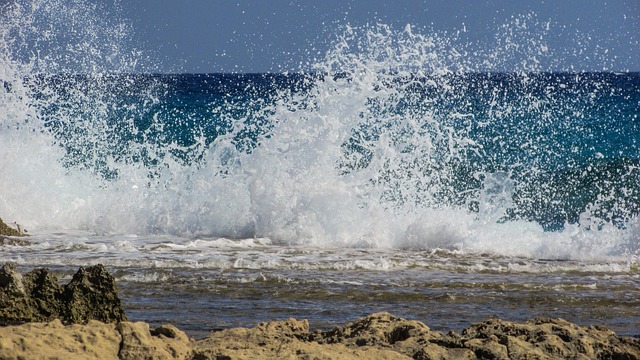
xmin=1 ymin=311 xmax=639 ymax=360
xmin=0 ymin=264 xmax=638 ymax=359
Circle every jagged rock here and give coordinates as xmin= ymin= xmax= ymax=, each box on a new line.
xmin=0 ymin=236 xmax=31 ymax=246
xmin=0 ymin=263 xmax=43 ymax=324
xmin=0 ymin=264 xmax=127 ymax=326
xmin=460 ymin=317 xmax=640 ymax=359
xmin=308 ymin=312 xmax=439 ymax=358
xmin=0 ymin=218 xmax=30 ymax=246
xmin=22 ymin=267 xmax=63 ymax=321
xmin=0 ymin=219 xmax=31 ymax=246
xmin=62 ymin=264 xmax=128 ymax=324
xmin=304 ymin=312 xmax=640 ymax=360
xmin=0 ymin=218 xmax=27 ymax=237
xmin=0 ymin=263 xmax=25 ymax=295
xmin=192 ymin=317 xmax=409 ymax=360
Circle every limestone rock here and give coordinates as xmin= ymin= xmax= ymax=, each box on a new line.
xmin=192 ymin=317 xmax=410 ymax=360
xmin=22 ymin=267 xmax=64 ymax=321
xmin=0 ymin=264 xmax=127 ymax=326
xmin=0 ymin=319 xmax=192 ymax=360
xmin=118 ymin=322 xmax=192 ymax=360
xmin=0 ymin=263 xmax=61 ymax=325
xmin=308 ymin=312 xmax=439 ymax=358
xmin=0 ymin=319 xmax=121 ymax=360
xmin=61 ymin=264 xmax=128 ymax=324
xmin=302 ymin=312 xmax=640 ymax=360
xmin=0 ymin=218 xmax=29 ymax=246
xmin=460 ymin=317 xmax=640 ymax=359
xmin=0 ymin=236 xmax=31 ymax=246
xmin=0 ymin=313 xmax=638 ymax=359
xmin=310 ymin=312 xmax=431 ymax=345
xmin=0 ymin=218 xmax=25 ymax=237
xmin=0 ymin=263 xmax=25 ymax=296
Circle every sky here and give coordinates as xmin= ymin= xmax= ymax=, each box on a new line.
xmin=110 ymin=1 xmax=638 ymax=73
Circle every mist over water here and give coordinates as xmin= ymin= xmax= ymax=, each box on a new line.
xmin=1 ymin=0 xmax=639 ymax=262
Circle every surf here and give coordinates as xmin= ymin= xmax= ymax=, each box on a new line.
xmin=0 ymin=0 xmax=638 ymax=261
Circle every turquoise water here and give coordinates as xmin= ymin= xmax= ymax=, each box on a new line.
xmin=31 ymin=71 xmax=640 ymax=232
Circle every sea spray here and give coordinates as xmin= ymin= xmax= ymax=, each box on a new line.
xmin=0 ymin=1 xmax=638 ymax=260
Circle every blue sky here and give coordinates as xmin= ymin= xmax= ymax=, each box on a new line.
xmin=119 ymin=0 xmax=639 ymax=73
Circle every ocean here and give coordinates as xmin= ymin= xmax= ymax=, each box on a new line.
xmin=1 ymin=0 xmax=639 ymax=338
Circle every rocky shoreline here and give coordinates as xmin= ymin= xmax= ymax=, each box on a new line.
xmin=2 ymin=311 xmax=638 ymax=360
xmin=0 ymin=218 xmax=30 ymax=246
xmin=0 ymin=264 xmax=638 ymax=359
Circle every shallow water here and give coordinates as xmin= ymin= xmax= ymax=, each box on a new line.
xmin=6 ymin=234 xmax=639 ymax=338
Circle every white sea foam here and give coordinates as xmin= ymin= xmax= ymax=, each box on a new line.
xmin=1 ymin=233 xmax=636 ymax=275
xmin=0 ymin=1 xmax=637 ymax=264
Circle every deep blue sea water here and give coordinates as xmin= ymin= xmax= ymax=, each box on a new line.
xmin=27 ymin=71 xmax=640 ymax=234
xmin=1 ymin=0 xmax=639 ymax=337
